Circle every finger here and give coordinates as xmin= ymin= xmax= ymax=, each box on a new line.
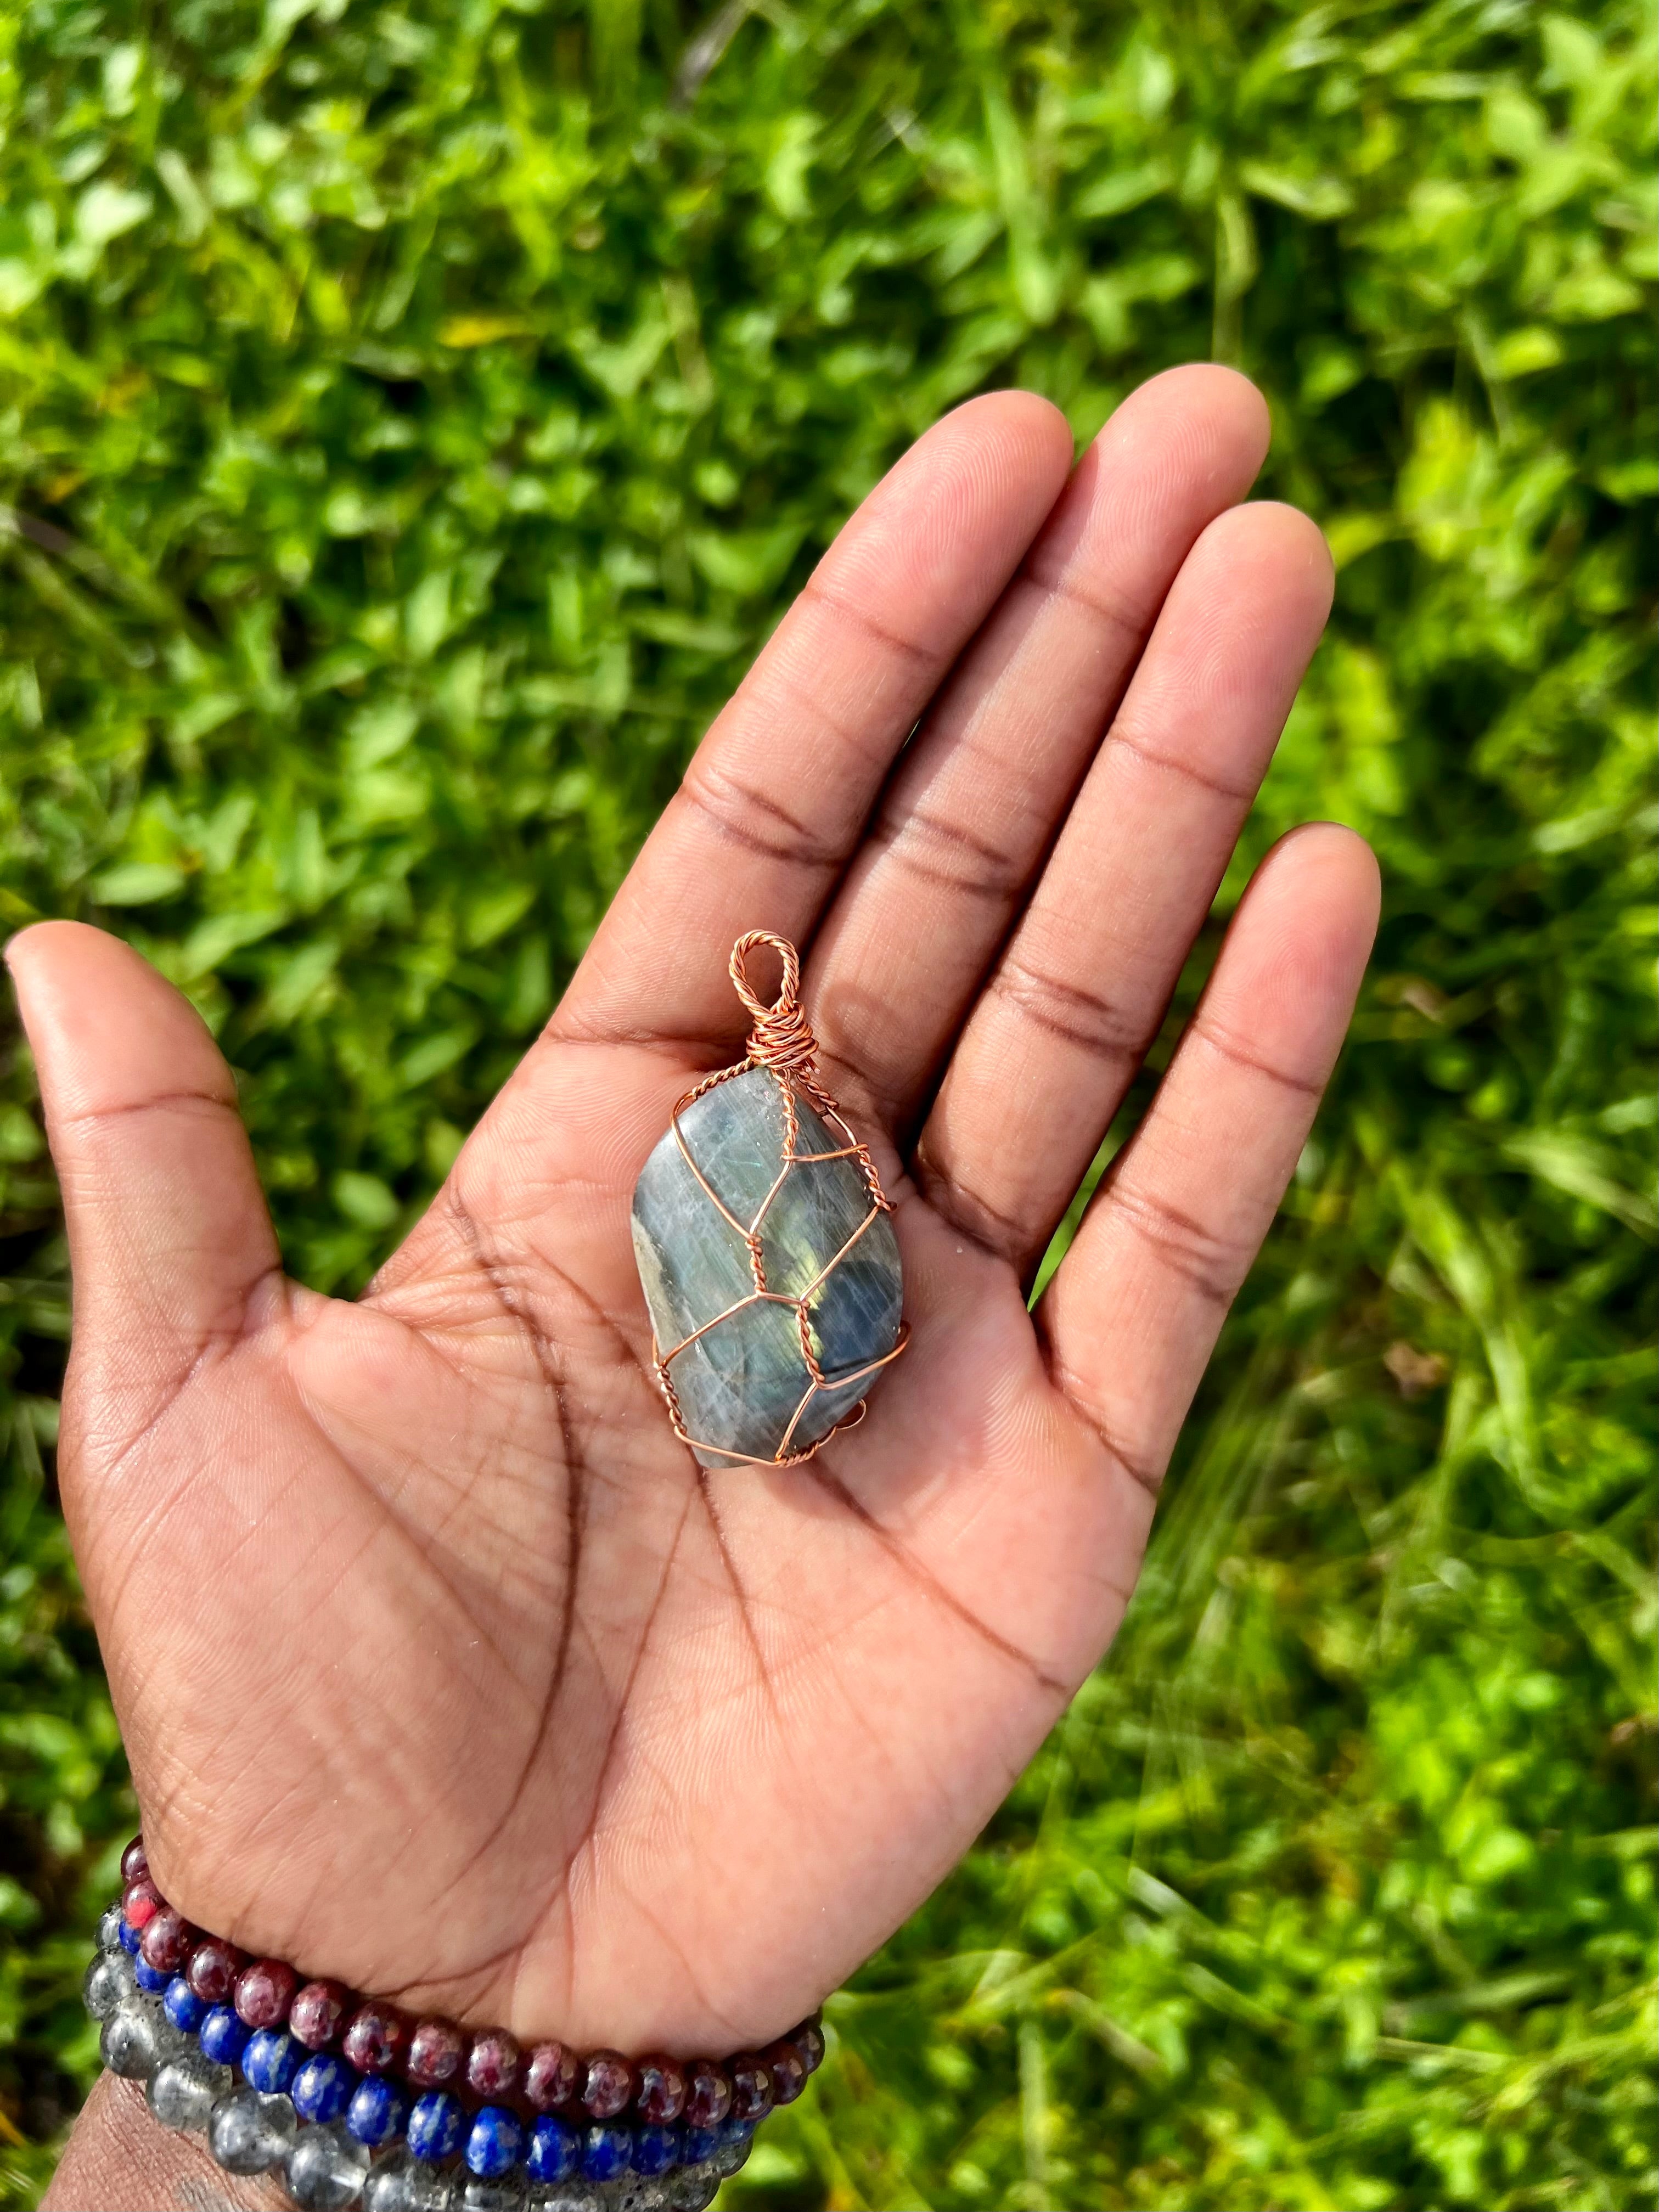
xmin=800 ymin=364 xmax=1272 ymax=1130
xmin=916 ymin=499 xmax=1335 ymax=1274
xmin=1038 ymin=824 xmax=1380 ymax=1491
xmin=552 ymin=390 xmax=1076 ymax=1054
xmin=5 ymin=922 xmax=282 ymax=1421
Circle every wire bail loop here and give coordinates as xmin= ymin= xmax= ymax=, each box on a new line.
xmin=729 ymin=929 xmax=819 ymax=1079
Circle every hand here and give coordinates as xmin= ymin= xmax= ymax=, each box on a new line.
xmin=10 ymin=367 xmax=1377 ymax=2055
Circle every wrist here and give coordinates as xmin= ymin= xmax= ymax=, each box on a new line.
xmin=83 ymin=1840 xmax=820 ymax=2210
xmin=43 ymin=2072 xmax=286 ymax=2212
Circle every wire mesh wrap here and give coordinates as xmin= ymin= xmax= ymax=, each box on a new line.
xmin=651 ymin=931 xmax=909 ymax=1467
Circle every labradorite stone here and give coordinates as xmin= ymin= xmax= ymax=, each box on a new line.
xmin=632 ymin=1067 xmax=903 ymax=1466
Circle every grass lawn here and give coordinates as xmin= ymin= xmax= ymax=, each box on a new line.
xmin=0 ymin=2 xmax=1654 ymax=2205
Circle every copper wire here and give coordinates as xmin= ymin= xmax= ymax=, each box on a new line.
xmin=651 ymin=930 xmax=909 ymax=1468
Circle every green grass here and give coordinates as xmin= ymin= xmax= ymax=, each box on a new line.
xmin=0 ymin=1 xmax=1654 ymax=2205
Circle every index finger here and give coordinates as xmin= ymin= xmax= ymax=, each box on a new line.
xmin=550 ymin=390 xmax=1076 ymax=1054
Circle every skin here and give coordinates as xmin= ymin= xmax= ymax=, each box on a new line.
xmin=23 ymin=369 xmax=1380 ymax=2208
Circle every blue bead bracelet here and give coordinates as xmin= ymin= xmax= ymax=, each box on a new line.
xmin=88 ymin=1866 xmax=805 ymax=2211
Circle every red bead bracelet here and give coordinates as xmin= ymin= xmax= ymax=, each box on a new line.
xmin=117 ymin=1834 xmax=824 ymax=2123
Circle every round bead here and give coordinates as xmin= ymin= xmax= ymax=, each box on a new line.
xmin=668 ymin=2169 xmax=719 ymax=2212
xmin=525 ymin=2114 xmax=579 ymax=2183
xmin=364 ymin=2149 xmax=458 ymax=2212
xmin=84 ymin=1949 xmax=136 ymax=2020
xmin=523 ymin=2040 xmax=580 ymax=2112
xmin=678 ymin=2125 xmax=719 ymax=2168
xmin=634 ymin=2056 xmax=685 ymax=2125
xmin=121 ymin=1875 xmax=162 ymax=1934
xmin=241 ymin=2028 xmax=302 ymax=2094
xmin=633 ymin=2125 xmax=681 ymax=2176
xmin=134 ymin=1955 xmax=172 ymax=1995
xmin=98 ymin=1902 xmax=127 ymax=1954
xmin=286 ymin=2117 xmax=370 ymax=2211
xmin=458 ymin=2180 xmax=527 ymax=2212
xmin=466 ymin=2028 xmax=521 ymax=2102
xmin=615 ymin=2183 xmax=673 ymax=2212
xmin=117 ymin=1914 xmax=143 ymax=1956
xmin=343 ymin=2000 xmax=409 ymax=2074
xmin=764 ymin=2038 xmax=807 ymax=2104
xmin=408 ymin=2090 xmax=467 ymax=2163
xmin=348 ymin=2073 xmax=412 ymax=2147
xmin=290 ymin=1979 xmax=353 ymax=2051
xmin=164 ymin=1977 xmax=206 ymax=2033
xmin=236 ymin=1958 xmax=299 ymax=2029
xmin=679 ymin=2062 xmax=730 ymax=2130
xmin=407 ymin=2017 xmax=466 ymax=2090
xmin=120 ymin=1836 xmax=150 ymax=1887
xmin=148 ymin=2047 xmax=229 ymax=2131
xmin=713 ymin=2115 xmax=756 ymax=2176
xmin=101 ymin=1998 xmax=162 ymax=2081
xmin=140 ymin=1905 xmax=195 ymax=1975
xmin=790 ymin=2017 xmax=825 ymax=2075
xmin=293 ymin=2051 xmax=357 ymax=2125
xmin=581 ymin=2050 xmax=634 ymax=2120
xmin=200 ymin=2005 xmax=252 ymax=2065
xmin=726 ymin=2053 xmax=773 ymax=2123
xmin=209 ymin=2084 xmax=299 ymax=2175
xmin=580 ymin=2124 xmax=632 ymax=2182
xmin=465 ymin=2106 xmax=526 ymax=2179
xmin=187 ymin=1936 xmax=244 ymax=2005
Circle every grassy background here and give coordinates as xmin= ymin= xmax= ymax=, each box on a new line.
xmin=0 ymin=1 xmax=1654 ymax=2205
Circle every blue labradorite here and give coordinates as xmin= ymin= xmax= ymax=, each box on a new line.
xmin=292 ymin=2051 xmax=354 ymax=2125
xmin=241 ymin=2029 xmax=301 ymax=2093
xmin=634 ymin=2125 xmax=681 ymax=2174
xmin=164 ymin=1977 xmax=205 ymax=2031
xmin=581 ymin=2124 xmax=632 ymax=2181
xmin=200 ymin=2006 xmax=250 ymax=2065
xmin=632 ymin=1068 xmax=903 ymax=1467
xmin=465 ymin=2106 xmax=525 ymax=2179
xmin=408 ymin=2091 xmax=465 ymax=2162
xmin=347 ymin=2074 xmax=409 ymax=2146
xmin=526 ymin=2115 xmax=580 ymax=2182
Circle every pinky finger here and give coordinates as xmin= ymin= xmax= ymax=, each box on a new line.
xmin=1037 ymin=823 xmax=1380 ymax=1490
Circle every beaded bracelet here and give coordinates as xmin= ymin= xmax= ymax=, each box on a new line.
xmin=86 ymin=1837 xmax=824 ymax=2212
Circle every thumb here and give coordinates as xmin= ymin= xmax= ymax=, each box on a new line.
xmin=7 ymin=922 xmax=282 ymax=1422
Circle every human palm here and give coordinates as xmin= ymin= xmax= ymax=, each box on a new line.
xmin=12 ymin=369 xmax=1376 ymax=2058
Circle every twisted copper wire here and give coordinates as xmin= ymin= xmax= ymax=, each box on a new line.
xmin=651 ymin=930 xmax=909 ymax=1468
xmin=730 ymin=931 xmax=817 ymax=1075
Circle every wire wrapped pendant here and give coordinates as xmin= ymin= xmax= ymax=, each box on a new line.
xmin=632 ymin=931 xmax=908 ymax=1468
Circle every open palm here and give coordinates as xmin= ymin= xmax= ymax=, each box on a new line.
xmin=11 ymin=369 xmax=1377 ymax=2058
